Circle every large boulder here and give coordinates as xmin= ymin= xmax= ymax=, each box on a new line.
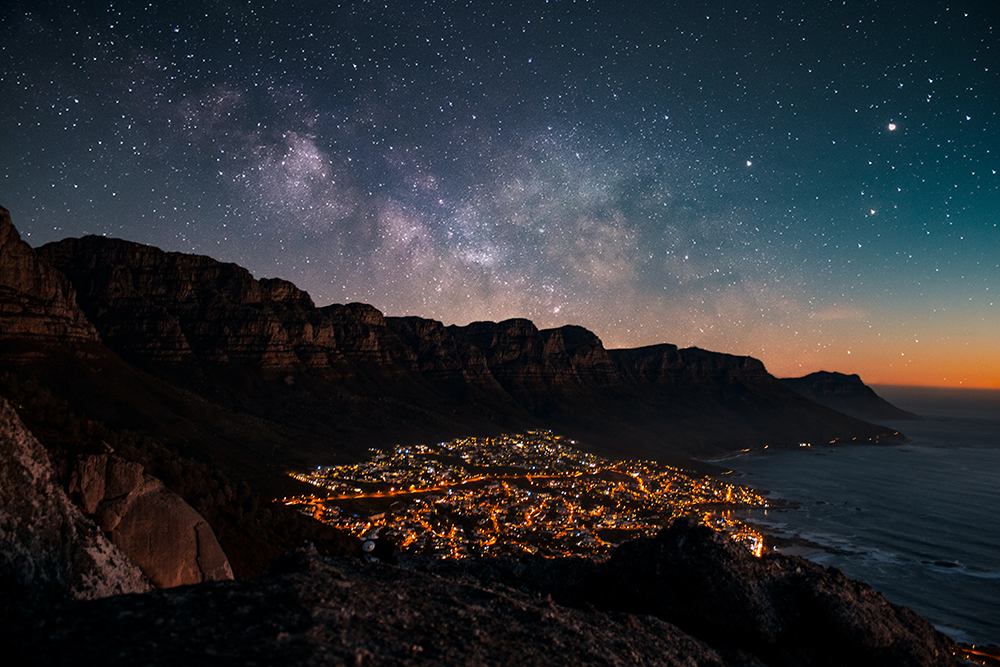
xmin=0 ymin=397 xmax=150 ymax=618
xmin=68 ymin=453 xmax=233 ymax=588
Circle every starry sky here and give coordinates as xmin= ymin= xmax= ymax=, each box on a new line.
xmin=2 ymin=1 xmax=998 ymax=388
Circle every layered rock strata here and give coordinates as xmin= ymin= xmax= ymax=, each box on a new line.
xmin=0 ymin=206 xmax=98 ymax=345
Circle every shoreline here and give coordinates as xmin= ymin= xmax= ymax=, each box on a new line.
xmin=720 ymin=510 xmax=1000 ymax=662
xmin=716 ymin=433 xmax=1000 ymax=650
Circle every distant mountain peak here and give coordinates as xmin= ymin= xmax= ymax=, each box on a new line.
xmin=781 ymin=371 xmax=920 ymax=421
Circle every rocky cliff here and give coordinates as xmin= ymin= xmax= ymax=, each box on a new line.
xmin=781 ymin=371 xmax=920 ymax=422
xmin=5 ymin=519 xmax=961 ymax=667
xmin=0 ymin=206 xmax=98 ymax=345
xmin=446 ymin=320 xmax=622 ymax=412
xmin=37 ymin=235 xmax=310 ymax=368
xmin=30 ymin=228 xmax=900 ymax=468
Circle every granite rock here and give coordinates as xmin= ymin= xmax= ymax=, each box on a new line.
xmin=69 ymin=452 xmax=234 ymax=587
xmin=0 ymin=397 xmax=150 ymax=618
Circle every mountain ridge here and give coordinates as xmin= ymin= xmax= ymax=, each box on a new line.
xmin=781 ymin=371 xmax=920 ymax=422
xmin=35 ymin=231 xmax=901 ymax=468
xmin=0 ymin=205 xmax=965 ymax=665
xmin=1 ymin=204 xmax=905 ymax=496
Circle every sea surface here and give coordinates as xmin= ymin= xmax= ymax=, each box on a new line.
xmin=722 ymin=386 xmax=1000 ymax=646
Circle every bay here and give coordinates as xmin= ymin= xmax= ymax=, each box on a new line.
xmin=723 ymin=386 xmax=1000 ymax=646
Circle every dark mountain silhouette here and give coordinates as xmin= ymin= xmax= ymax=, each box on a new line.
xmin=781 ymin=371 xmax=920 ymax=422
xmin=31 ymin=230 xmax=900 ymax=472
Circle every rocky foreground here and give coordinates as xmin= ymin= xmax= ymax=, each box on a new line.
xmin=6 ymin=520 xmax=960 ymax=667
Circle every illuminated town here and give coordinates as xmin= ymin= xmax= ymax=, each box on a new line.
xmin=282 ymin=431 xmax=769 ymax=559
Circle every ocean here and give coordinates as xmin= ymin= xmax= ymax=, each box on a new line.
xmin=723 ymin=386 xmax=1000 ymax=646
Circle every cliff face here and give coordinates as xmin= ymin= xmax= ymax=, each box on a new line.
xmin=38 ymin=236 xmax=431 ymax=377
xmin=443 ymin=319 xmax=621 ymax=412
xmin=610 ymin=344 xmax=770 ymax=391
xmin=385 ymin=316 xmax=502 ymax=390
xmin=38 ymin=236 xmax=307 ymax=368
xmin=34 ymin=229 xmax=899 ymax=464
xmin=781 ymin=371 xmax=920 ymax=422
xmin=0 ymin=206 xmax=98 ymax=345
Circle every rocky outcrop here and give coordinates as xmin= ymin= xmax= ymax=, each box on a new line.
xmin=0 ymin=206 xmax=98 ymax=345
xmin=0 ymin=397 xmax=149 ymax=618
xmin=12 ymin=544 xmax=733 ymax=666
xmin=591 ymin=519 xmax=956 ymax=667
xmin=419 ymin=518 xmax=959 ymax=667
xmin=781 ymin=371 xmax=920 ymax=421
xmin=68 ymin=452 xmax=233 ymax=588
xmin=6 ymin=522 xmax=960 ymax=667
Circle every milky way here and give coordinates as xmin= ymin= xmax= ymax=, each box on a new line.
xmin=2 ymin=1 xmax=997 ymax=386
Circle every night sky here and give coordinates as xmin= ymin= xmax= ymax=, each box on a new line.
xmin=2 ymin=1 xmax=997 ymax=387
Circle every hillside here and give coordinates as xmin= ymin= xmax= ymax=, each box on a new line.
xmin=781 ymin=371 xmax=920 ymax=422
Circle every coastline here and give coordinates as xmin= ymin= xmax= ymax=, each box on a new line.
xmin=715 ymin=395 xmax=1000 ymax=649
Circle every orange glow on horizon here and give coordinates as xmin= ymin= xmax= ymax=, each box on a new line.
xmin=762 ymin=351 xmax=999 ymax=389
